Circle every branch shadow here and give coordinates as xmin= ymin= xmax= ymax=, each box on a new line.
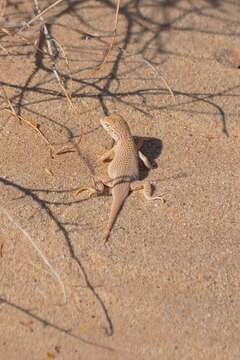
xmin=0 ymin=0 xmax=239 ymax=347
xmin=0 ymin=297 xmax=114 ymax=352
xmin=0 ymin=176 xmax=114 ymax=337
xmin=0 ymin=0 xmax=238 ymax=135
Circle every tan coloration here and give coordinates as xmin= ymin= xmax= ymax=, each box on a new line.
xmin=77 ymin=113 xmax=164 ymax=242
xmin=1 ymin=2 xmax=240 ymax=358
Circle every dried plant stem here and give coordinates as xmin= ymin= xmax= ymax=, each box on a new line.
xmin=33 ymin=0 xmax=80 ymax=118
xmin=141 ymin=57 xmax=175 ymax=102
xmin=0 ymin=206 xmax=67 ymax=305
xmin=119 ymin=47 xmax=175 ymax=102
xmin=94 ymin=0 xmax=120 ymax=72
xmin=0 ymin=43 xmax=8 ymax=54
xmin=33 ymin=0 xmax=60 ymax=82
xmin=20 ymin=0 xmax=65 ymax=30
xmin=0 ymin=0 xmax=7 ymax=19
xmin=2 ymin=88 xmax=55 ymax=158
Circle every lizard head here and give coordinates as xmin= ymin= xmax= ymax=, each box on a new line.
xmin=100 ymin=113 xmax=132 ymax=141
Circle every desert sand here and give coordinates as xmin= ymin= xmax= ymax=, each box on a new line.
xmin=0 ymin=0 xmax=240 ymax=359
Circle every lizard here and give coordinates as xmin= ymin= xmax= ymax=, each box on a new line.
xmin=76 ymin=113 xmax=164 ymax=243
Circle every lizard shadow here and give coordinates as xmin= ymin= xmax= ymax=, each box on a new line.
xmin=134 ymin=136 xmax=163 ymax=180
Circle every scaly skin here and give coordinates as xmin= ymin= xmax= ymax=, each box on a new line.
xmin=100 ymin=114 xmax=139 ymax=241
xmin=76 ymin=113 xmax=164 ymax=243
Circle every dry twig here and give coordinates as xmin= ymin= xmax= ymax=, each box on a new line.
xmin=141 ymin=56 xmax=175 ymax=102
xmin=19 ymin=0 xmax=65 ymax=30
xmin=33 ymin=0 xmax=81 ymax=118
xmin=94 ymin=0 xmax=121 ymax=73
xmin=2 ymin=87 xmax=55 ymax=158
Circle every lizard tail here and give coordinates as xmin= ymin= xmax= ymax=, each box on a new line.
xmin=104 ymin=183 xmax=130 ymax=242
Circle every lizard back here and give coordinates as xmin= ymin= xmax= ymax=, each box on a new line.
xmin=108 ymin=138 xmax=139 ymax=181
xmin=101 ymin=113 xmax=139 ymax=182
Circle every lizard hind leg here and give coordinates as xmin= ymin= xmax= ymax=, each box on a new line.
xmin=130 ymin=180 xmax=165 ymax=202
xmin=75 ymin=176 xmax=105 ymax=198
xmin=75 ymin=186 xmax=98 ymax=198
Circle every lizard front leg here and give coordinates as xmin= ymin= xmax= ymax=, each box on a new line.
xmin=130 ymin=180 xmax=165 ymax=201
xmin=96 ymin=147 xmax=115 ymax=164
xmin=138 ymin=151 xmax=152 ymax=169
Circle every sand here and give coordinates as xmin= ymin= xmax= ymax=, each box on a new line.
xmin=0 ymin=0 xmax=240 ymax=359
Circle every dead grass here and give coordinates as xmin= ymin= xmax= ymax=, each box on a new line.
xmin=2 ymin=87 xmax=56 ymax=158
xmin=93 ymin=0 xmax=121 ymax=74
xmin=0 ymin=206 xmax=67 ymax=305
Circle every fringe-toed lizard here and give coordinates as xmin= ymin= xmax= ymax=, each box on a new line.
xmin=77 ymin=113 xmax=164 ymax=243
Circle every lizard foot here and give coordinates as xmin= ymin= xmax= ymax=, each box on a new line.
xmin=75 ymin=176 xmax=106 ymax=198
xmin=130 ymin=180 xmax=166 ymax=202
xmin=74 ymin=186 xmax=97 ymax=198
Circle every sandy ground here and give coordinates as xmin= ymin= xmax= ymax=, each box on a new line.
xmin=0 ymin=0 xmax=240 ymax=359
